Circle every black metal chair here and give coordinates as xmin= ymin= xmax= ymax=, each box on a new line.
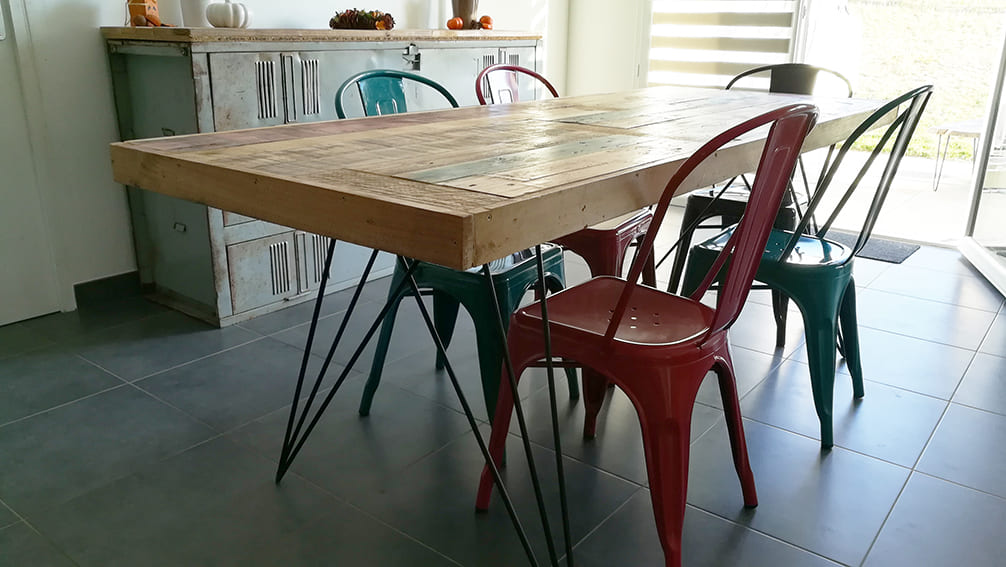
xmin=664 ymin=63 xmax=853 ymax=347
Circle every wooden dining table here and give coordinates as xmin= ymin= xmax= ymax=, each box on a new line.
xmin=110 ymin=86 xmax=886 ymax=271
xmin=109 ymin=85 xmax=889 ymax=567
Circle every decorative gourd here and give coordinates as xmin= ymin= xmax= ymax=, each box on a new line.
xmin=206 ymin=0 xmax=250 ymax=28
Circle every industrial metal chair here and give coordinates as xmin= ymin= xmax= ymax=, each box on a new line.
xmin=681 ymin=85 xmax=933 ymax=448
xmin=666 ymin=64 xmax=853 ymax=347
xmin=476 ymin=64 xmax=655 ymax=437
xmin=335 ymin=69 xmax=579 ymax=421
xmin=475 ymin=64 xmax=656 ymax=288
xmin=475 ymin=103 xmax=819 ymax=567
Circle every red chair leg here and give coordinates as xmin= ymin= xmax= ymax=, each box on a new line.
xmin=475 ymin=333 xmax=541 ymax=511
xmin=581 ymin=369 xmax=608 ymax=439
xmin=631 ymin=368 xmax=705 ymax=567
xmin=713 ymin=354 xmax=758 ymax=507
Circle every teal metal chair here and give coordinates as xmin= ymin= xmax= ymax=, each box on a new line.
xmin=666 ymin=64 xmax=854 ymax=347
xmin=334 ymin=70 xmax=578 ymax=420
xmin=681 ymin=85 xmax=933 ymax=448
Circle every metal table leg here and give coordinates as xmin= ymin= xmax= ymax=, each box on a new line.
xmin=274 ymin=242 xmax=563 ymax=567
xmin=531 ymin=245 xmax=574 ymax=566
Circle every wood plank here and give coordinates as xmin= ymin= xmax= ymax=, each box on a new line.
xmin=110 ymin=86 xmax=890 ymax=269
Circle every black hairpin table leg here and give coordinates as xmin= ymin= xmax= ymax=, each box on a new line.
xmin=274 ymin=245 xmax=548 ymax=566
xmin=532 ymin=245 xmax=574 ymax=566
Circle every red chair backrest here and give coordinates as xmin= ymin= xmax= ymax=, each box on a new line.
xmin=606 ymin=104 xmax=819 ymax=343
xmin=475 ymin=64 xmax=560 ymax=105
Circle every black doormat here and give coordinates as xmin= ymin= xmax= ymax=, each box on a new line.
xmin=825 ymin=229 xmax=920 ymax=264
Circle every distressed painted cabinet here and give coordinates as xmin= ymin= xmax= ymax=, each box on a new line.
xmin=102 ymin=27 xmax=540 ymax=326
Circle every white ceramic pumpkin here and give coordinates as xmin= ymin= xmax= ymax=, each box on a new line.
xmin=206 ymin=0 xmax=251 ymax=28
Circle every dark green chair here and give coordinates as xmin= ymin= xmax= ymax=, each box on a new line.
xmin=666 ymin=64 xmax=854 ymax=347
xmin=681 ymin=85 xmax=933 ymax=448
xmin=334 ymin=69 xmax=578 ymax=420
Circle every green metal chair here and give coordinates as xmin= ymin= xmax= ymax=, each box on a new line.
xmin=334 ymin=69 xmax=578 ymax=420
xmin=680 ymin=85 xmax=933 ymax=448
xmin=666 ymin=64 xmax=854 ymax=347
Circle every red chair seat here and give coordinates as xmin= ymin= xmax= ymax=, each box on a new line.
xmin=517 ymin=276 xmax=714 ymax=348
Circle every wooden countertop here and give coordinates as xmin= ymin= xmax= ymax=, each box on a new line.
xmin=110 ymin=87 xmax=887 ymax=270
xmin=100 ymin=27 xmax=542 ymax=43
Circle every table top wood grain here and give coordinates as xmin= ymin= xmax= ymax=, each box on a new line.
xmin=110 ymin=86 xmax=888 ymax=270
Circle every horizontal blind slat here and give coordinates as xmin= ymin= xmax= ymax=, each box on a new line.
xmin=650 ymin=36 xmax=790 ymax=52
xmin=652 ymin=12 xmax=793 ymax=26
xmin=652 ymin=0 xmax=796 ymax=12
xmin=648 ymin=0 xmax=796 ymax=88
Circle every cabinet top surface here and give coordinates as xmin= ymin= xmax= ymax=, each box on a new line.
xmin=100 ymin=27 xmax=542 ymax=43
xmin=109 ymin=86 xmax=888 ymax=270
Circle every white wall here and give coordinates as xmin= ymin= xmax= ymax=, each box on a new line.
xmin=14 ymin=0 xmax=565 ymax=311
xmin=564 ymin=0 xmax=651 ymax=95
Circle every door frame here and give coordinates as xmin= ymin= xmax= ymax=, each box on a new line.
xmin=2 ymin=0 xmax=68 ymax=317
xmin=960 ymin=26 xmax=1006 ymax=297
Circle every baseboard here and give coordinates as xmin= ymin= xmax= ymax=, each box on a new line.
xmin=73 ymin=271 xmax=143 ymax=307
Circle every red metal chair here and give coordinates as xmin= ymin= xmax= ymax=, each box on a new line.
xmin=474 ymin=103 xmax=819 ymax=567
xmin=476 ymin=64 xmax=657 ymax=437
xmin=475 ymin=64 xmax=657 ymax=287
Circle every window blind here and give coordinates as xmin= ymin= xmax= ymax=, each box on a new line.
xmin=648 ymin=0 xmax=798 ymax=88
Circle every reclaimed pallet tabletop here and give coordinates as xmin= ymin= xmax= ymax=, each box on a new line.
xmin=110 ymin=86 xmax=887 ymax=270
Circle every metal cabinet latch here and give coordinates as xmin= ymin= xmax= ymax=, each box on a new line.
xmin=402 ymin=44 xmax=420 ymax=71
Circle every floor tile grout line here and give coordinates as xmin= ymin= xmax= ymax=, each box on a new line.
xmin=235 ymin=293 xmax=380 ymax=338
xmin=777 ymin=346 xmax=975 ymax=404
xmin=911 ymin=470 xmax=1006 ymax=502
xmin=90 ymin=334 xmax=272 ymax=385
xmin=17 ymin=303 xmax=171 ymax=348
xmin=685 ymin=504 xmax=853 ymax=567
xmin=221 ymin=422 xmax=468 ymax=566
xmin=906 ymin=395 xmax=955 ymax=472
xmin=857 ymin=285 xmax=1005 ymax=314
xmin=854 ymin=471 xmax=917 ymax=567
xmin=568 ymin=486 xmax=646 ymax=556
xmin=736 ymin=417 xmax=917 ymax=473
xmin=0 ymin=382 xmax=131 ymax=431
xmin=0 ymin=512 xmax=86 ymax=567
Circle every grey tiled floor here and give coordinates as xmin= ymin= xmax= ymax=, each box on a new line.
xmin=1 ymin=244 xmax=1004 ymax=567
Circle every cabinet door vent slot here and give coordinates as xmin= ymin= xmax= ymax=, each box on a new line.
xmin=270 ymin=241 xmax=292 ymax=295
xmin=302 ymin=59 xmax=321 ymax=115
xmin=508 ymin=53 xmax=520 ymax=66
xmin=311 ymin=235 xmax=331 ymax=285
xmin=479 ymin=54 xmax=498 ymax=101
xmin=256 ymin=60 xmax=278 ymax=120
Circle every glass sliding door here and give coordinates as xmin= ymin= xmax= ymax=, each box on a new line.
xmin=961 ymin=26 xmax=1006 ymax=296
